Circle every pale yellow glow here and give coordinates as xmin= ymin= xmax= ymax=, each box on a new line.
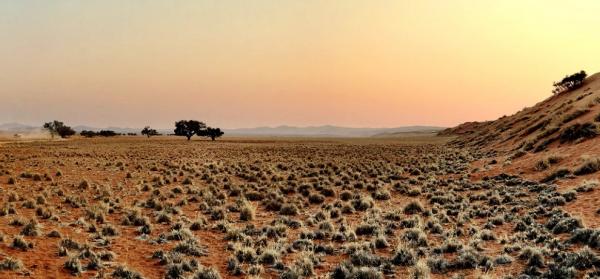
xmin=0 ymin=1 xmax=598 ymax=128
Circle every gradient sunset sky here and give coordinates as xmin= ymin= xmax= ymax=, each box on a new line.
xmin=1 ymin=1 xmax=598 ymax=129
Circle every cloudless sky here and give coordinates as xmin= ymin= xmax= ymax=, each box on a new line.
xmin=1 ymin=0 xmax=598 ymax=129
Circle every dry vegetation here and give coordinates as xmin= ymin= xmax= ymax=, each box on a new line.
xmin=0 ymin=136 xmax=599 ymax=279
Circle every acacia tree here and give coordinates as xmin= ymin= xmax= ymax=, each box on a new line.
xmin=204 ymin=127 xmax=224 ymax=141
xmin=141 ymin=126 xmax=159 ymax=138
xmin=553 ymin=70 xmax=587 ymax=94
xmin=43 ymin=121 xmax=75 ymax=139
xmin=174 ymin=120 xmax=206 ymax=140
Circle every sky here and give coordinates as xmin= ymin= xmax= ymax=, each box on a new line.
xmin=0 ymin=0 xmax=599 ymax=129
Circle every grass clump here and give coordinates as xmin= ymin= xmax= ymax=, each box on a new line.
xmin=541 ymin=168 xmax=571 ymax=183
xmin=409 ymin=260 xmax=431 ymax=279
xmin=0 ymin=257 xmax=23 ymax=271
xmin=64 ymin=256 xmax=83 ymax=275
xmin=403 ymin=200 xmax=424 ymax=215
xmin=534 ymin=155 xmax=562 ymax=171
xmin=11 ymin=235 xmax=32 ymax=251
xmin=391 ymin=243 xmax=416 ymax=266
xmin=112 ymin=265 xmax=145 ymax=279
xmin=279 ymin=204 xmax=299 ymax=216
xmin=239 ymin=200 xmax=255 ymax=221
xmin=20 ymin=219 xmax=41 ymax=236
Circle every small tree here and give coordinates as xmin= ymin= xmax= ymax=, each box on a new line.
xmin=43 ymin=121 xmax=75 ymax=139
xmin=174 ymin=120 xmax=206 ymax=140
xmin=141 ymin=126 xmax=159 ymax=138
xmin=98 ymin=130 xmax=118 ymax=137
xmin=553 ymin=70 xmax=587 ymax=94
xmin=80 ymin=130 xmax=96 ymax=138
xmin=204 ymin=127 xmax=224 ymax=141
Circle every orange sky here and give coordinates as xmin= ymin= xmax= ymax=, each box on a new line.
xmin=1 ymin=1 xmax=598 ymax=128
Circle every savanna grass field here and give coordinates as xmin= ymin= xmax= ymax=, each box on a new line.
xmin=0 ymin=130 xmax=598 ymax=279
xmin=2 ymin=1 xmax=600 ymax=279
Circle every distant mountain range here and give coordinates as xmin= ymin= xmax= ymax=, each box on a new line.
xmin=0 ymin=123 xmax=445 ymax=138
xmin=223 ymin=125 xmax=445 ymax=137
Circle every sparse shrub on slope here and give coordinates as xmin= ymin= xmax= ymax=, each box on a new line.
xmin=560 ymin=122 xmax=597 ymax=143
xmin=574 ymin=157 xmax=600 ymax=175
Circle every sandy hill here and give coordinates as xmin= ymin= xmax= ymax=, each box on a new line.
xmin=444 ymin=72 xmax=600 ymax=229
xmin=443 ymin=71 xmax=600 ymax=184
xmin=443 ymin=72 xmax=600 ymax=155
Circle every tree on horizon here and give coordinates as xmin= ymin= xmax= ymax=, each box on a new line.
xmin=553 ymin=70 xmax=587 ymax=94
xmin=43 ymin=121 xmax=75 ymax=139
xmin=174 ymin=120 xmax=206 ymax=140
xmin=203 ymin=127 xmax=224 ymax=141
xmin=141 ymin=126 xmax=159 ymax=138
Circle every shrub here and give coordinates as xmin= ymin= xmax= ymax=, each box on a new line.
xmin=403 ymin=229 xmax=428 ymax=247
xmin=541 ymin=168 xmax=571 ymax=183
xmin=576 ymin=180 xmax=599 ymax=192
xmin=294 ymin=254 xmax=315 ymax=277
xmin=520 ymin=247 xmax=545 ymax=268
xmin=340 ymin=191 xmax=353 ymax=201
xmin=20 ymin=219 xmax=40 ymax=236
xmin=64 ymin=256 xmax=83 ymax=275
xmin=543 ymin=264 xmax=576 ymax=279
xmin=479 ymin=229 xmax=496 ymax=241
xmin=373 ymin=234 xmax=389 ymax=249
xmin=494 ymin=254 xmax=513 ymax=265
xmin=403 ymin=200 xmax=424 ymax=215
xmin=560 ymin=122 xmax=597 ymax=143
xmin=239 ymin=203 xmax=255 ymax=221
xmin=350 ymin=250 xmax=382 ymax=267
xmin=173 ymin=239 xmax=205 ymax=256
xmin=352 ymin=196 xmax=374 ymax=211
xmin=258 ymin=249 xmax=279 ymax=265
xmin=574 ymin=157 xmax=600 ymax=175
xmin=101 ymin=224 xmax=119 ymax=236
xmin=564 ymin=247 xmax=600 ymax=270
xmin=373 ymin=190 xmax=391 ymax=200
xmin=534 ymin=155 xmax=562 ymax=171
xmin=112 ymin=265 xmax=144 ymax=279
xmin=11 ymin=235 xmax=31 ymax=251
xmin=391 ymin=244 xmax=416 ymax=266
xmin=0 ymin=257 xmax=22 ymax=271
xmin=355 ymin=223 xmax=379 ymax=236
xmin=308 ymin=193 xmax=325 ymax=204
xmin=280 ymin=204 xmax=299 ymax=216
xmin=426 ymin=256 xmax=449 ymax=274
xmin=226 ymin=257 xmax=243 ymax=275
xmin=349 ymin=267 xmax=383 ymax=279
xmin=9 ymin=217 xmax=26 ymax=226
xmin=280 ymin=268 xmax=300 ymax=279
xmin=562 ymin=109 xmax=590 ymax=124
xmin=569 ymin=229 xmax=600 ymax=248
xmin=410 ymin=260 xmax=430 ymax=279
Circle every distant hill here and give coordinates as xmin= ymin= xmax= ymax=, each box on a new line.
xmin=0 ymin=124 xmax=148 ymax=134
xmin=372 ymin=130 xmax=444 ymax=138
xmin=224 ymin=125 xmax=445 ymax=137
xmin=0 ymin=123 xmax=39 ymax=132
